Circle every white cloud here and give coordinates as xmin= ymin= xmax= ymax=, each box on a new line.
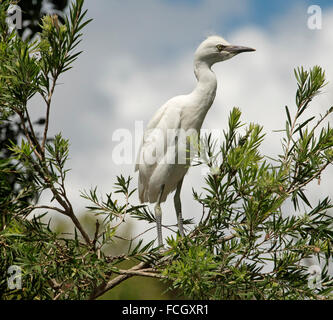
xmin=35 ymin=2 xmax=333 ymax=243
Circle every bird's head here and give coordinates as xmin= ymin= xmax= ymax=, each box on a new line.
xmin=194 ymin=35 xmax=255 ymax=66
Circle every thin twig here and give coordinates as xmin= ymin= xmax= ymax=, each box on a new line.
xmin=287 ymin=160 xmax=331 ymax=194
xmin=17 ymin=112 xmax=43 ymax=161
xmin=113 ymin=268 xmax=166 ymax=279
xmin=92 ymin=219 xmax=100 ymax=249
xmin=28 ymin=205 xmax=67 ymax=215
xmin=24 ymin=105 xmax=43 ymax=156
xmin=41 ymin=76 xmax=58 ymax=154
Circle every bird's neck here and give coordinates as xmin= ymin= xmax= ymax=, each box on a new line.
xmin=192 ymin=60 xmax=217 ymax=114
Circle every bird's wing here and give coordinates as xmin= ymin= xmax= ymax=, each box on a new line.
xmin=136 ymin=100 xmax=184 ymax=203
xmin=135 ymin=100 xmax=176 ymax=172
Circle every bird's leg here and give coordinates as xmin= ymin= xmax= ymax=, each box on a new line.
xmin=155 ymin=184 xmax=165 ymax=248
xmin=174 ymin=177 xmax=184 ymax=237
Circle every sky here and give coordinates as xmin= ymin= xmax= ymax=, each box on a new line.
xmin=30 ymin=0 xmax=333 ymax=243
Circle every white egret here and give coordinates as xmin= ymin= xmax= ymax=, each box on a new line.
xmin=135 ymin=35 xmax=255 ymax=247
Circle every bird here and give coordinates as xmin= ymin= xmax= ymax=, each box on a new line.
xmin=135 ymin=35 xmax=255 ymax=247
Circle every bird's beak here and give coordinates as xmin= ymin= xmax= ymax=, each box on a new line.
xmin=225 ymin=45 xmax=256 ymax=54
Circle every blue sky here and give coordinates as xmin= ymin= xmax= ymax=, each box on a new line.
xmin=165 ymin=0 xmax=333 ymax=22
xmin=243 ymin=0 xmax=332 ymax=27
xmin=165 ymin=0 xmax=333 ymax=34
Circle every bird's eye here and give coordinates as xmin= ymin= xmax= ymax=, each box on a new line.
xmin=216 ymin=44 xmax=226 ymax=52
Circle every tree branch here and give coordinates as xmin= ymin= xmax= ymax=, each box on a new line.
xmin=28 ymin=204 xmax=67 ymax=215
xmin=89 ymin=261 xmax=149 ymax=300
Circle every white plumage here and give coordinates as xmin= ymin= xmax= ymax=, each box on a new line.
xmin=135 ymin=35 xmax=255 ymax=247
